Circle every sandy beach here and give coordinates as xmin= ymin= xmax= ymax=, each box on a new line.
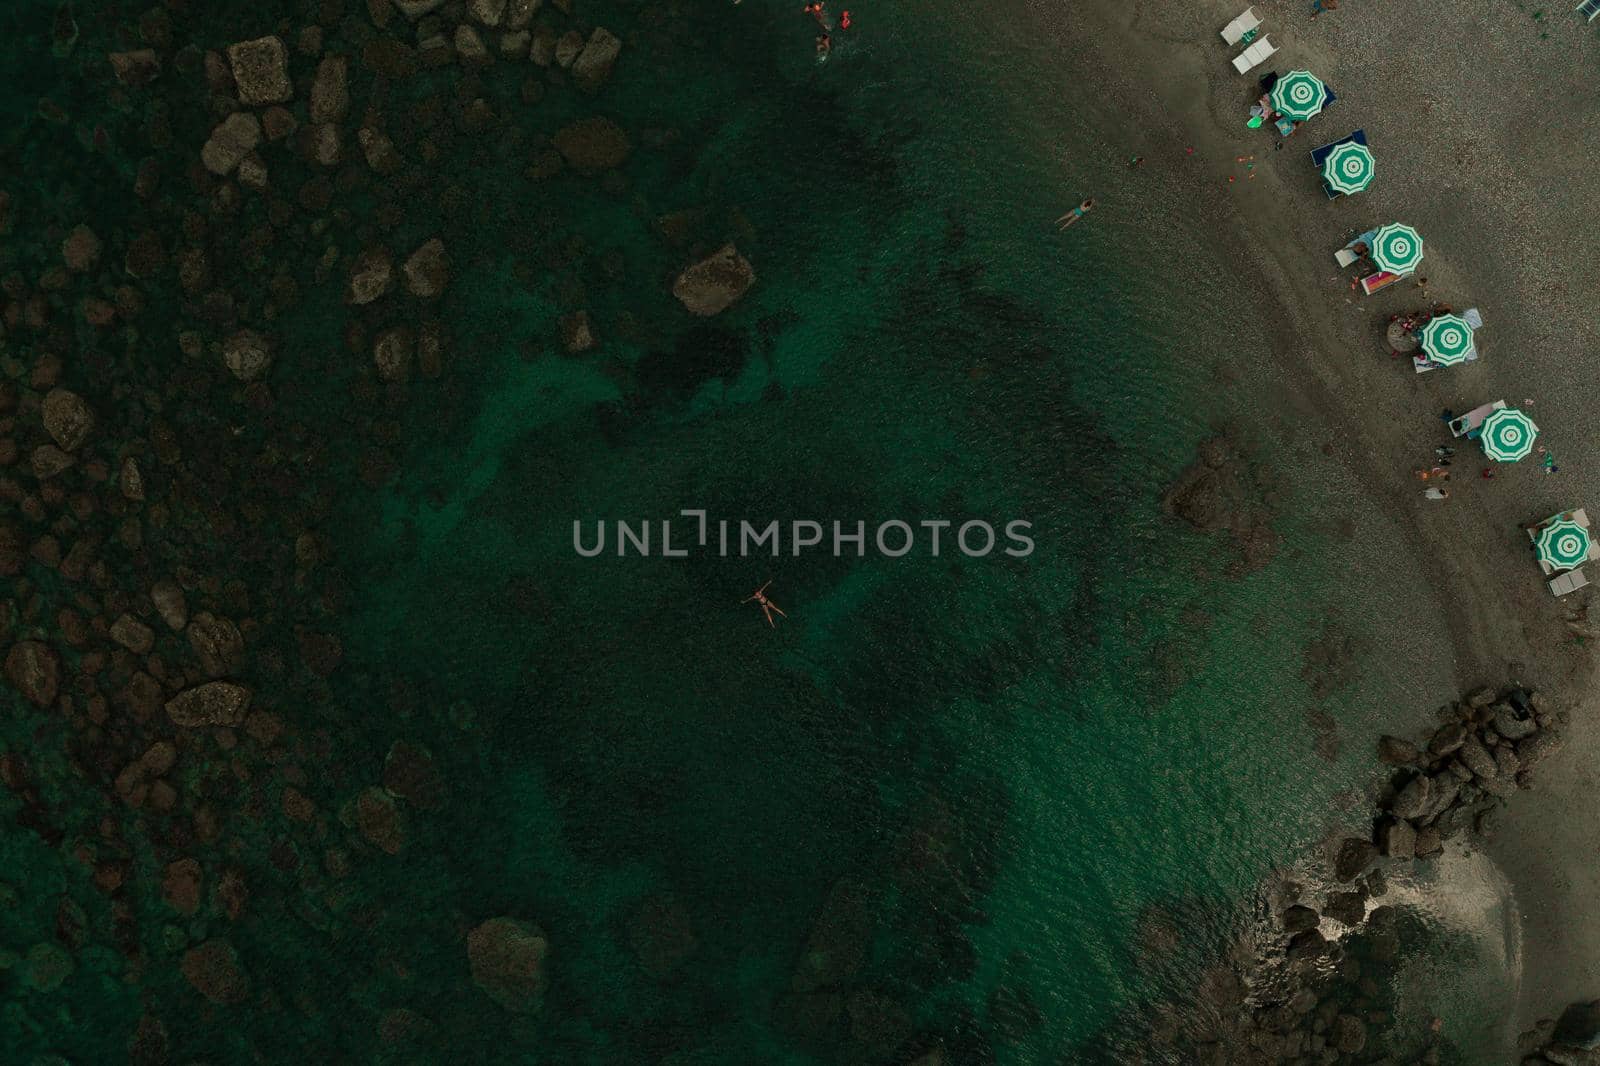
xmin=1021 ymin=0 xmax=1600 ymax=1053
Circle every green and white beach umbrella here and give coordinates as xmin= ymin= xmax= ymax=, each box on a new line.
xmin=1271 ymin=70 xmax=1327 ymax=121
xmin=1480 ymin=407 xmax=1539 ymax=462
xmin=1323 ymin=142 xmax=1375 ymax=195
xmin=1419 ymin=313 xmax=1474 ymax=365
xmin=1537 ymin=518 xmax=1591 ymax=572
xmin=1372 ymin=223 xmax=1424 ymax=274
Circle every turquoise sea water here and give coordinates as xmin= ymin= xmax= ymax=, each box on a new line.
xmin=0 ymin=0 xmax=1464 ymax=1062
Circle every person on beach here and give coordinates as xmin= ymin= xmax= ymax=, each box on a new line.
xmin=1129 ymin=155 xmax=1144 ymax=168
xmin=1057 ymin=199 xmax=1095 ymax=230
xmin=1482 ymin=467 xmax=1495 ymax=479
xmin=1311 ymin=0 xmax=1338 ymax=19
xmin=1436 ymin=445 xmax=1455 ymax=459
xmin=1424 ymin=486 xmax=1449 ymax=501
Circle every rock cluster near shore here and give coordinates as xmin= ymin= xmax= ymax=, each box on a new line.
xmin=1369 ymin=685 xmax=1559 ymax=863
xmin=1522 ymin=999 xmax=1600 ymax=1064
xmin=1175 ymin=684 xmax=1565 ymax=1065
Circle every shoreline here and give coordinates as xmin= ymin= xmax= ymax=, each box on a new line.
xmin=1016 ymin=0 xmax=1600 ymax=1055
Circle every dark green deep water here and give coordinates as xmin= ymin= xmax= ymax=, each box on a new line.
xmin=0 ymin=0 xmax=1463 ymax=1062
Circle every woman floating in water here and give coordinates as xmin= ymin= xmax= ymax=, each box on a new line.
xmin=743 ymin=581 xmax=787 ymax=628
xmin=1057 ymin=198 xmax=1095 ymax=230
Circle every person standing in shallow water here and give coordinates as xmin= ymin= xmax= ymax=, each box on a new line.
xmin=1057 ymin=198 xmax=1095 ymax=229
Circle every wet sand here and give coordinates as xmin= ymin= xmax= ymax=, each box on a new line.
xmin=1023 ymin=0 xmax=1600 ymax=1050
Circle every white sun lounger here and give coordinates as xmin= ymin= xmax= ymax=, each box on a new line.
xmin=1550 ymin=567 xmax=1589 ymax=597
xmin=1449 ymin=399 xmax=1506 ymax=438
xmin=1221 ymin=7 xmax=1262 ymax=45
xmin=1233 ymin=36 xmax=1276 ymax=74
xmin=1579 ymin=0 xmax=1600 ymax=24
xmin=1463 ymin=307 xmax=1483 ymax=329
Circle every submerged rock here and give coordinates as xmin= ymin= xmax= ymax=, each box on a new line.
xmin=5 ymin=641 xmax=60 ymax=706
xmin=347 ymin=247 xmax=394 ymax=305
xmin=309 ymin=55 xmax=349 ymax=123
xmin=672 ymin=243 xmax=755 ymax=317
xmin=151 ymin=579 xmax=188 ymax=630
xmin=187 ymin=612 xmax=245 ymax=676
xmin=402 ymin=238 xmax=449 ymax=298
xmin=469 ymin=0 xmax=508 ymax=24
xmin=226 ymin=36 xmax=291 ymax=105
xmin=394 ymin=0 xmax=449 ymax=17
xmin=162 ymin=859 xmax=203 ymax=915
xmin=110 ymin=614 xmax=155 ymax=654
xmin=31 ymin=444 xmax=76 ymax=479
xmin=41 ymin=388 xmax=94 ymax=451
xmin=373 ymin=327 xmax=414 ymax=383
xmin=355 ymin=787 xmax=405 ymax=853
xmin=571 ymin=28 xmax=621 ymax=93
xmin=467 ymin=917 xmax=548 ymax=1012
xmin=61 ymin=226 xmax=100 ymax=272
xmin=109 ymin=49 xmax=161 ymax=87
xmin=165 ymin=682 xmax=252 ymax=728
xmin=382 ymin=741 xmax=445 ymax=809
xmin=552 ymin=116 xmax=631 ymax=172
xmin=560 ymin=311 xmax=594 ymax=353
xmin=181 ymin=940 xmax=249 ymax=1004
xmin=201 ymin=113 xmax=262 ymax=175
xmin=223 ymin=329 xmax=272 ymax=381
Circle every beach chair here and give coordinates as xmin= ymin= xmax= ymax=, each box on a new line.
xmin=1360 ymin=271 xmax=1399 ymax=296
xmin=1549 ymin=567 xmax=1589 ymax=597
xmin=1414 ymin=346 xmax=1477 ymax=374
xmin=1579 ymin=0 xmax=1600 ymax=23
xmin=1232 ymin=37 xmax=1276 ymax=74
xmin=1451 ymin=399 xmax=1507 ymax=439
xmin=1221 ymin=7 xmax=1262 ymax=45
xmin=1335 ymin=227 xmax=1378 ymax=267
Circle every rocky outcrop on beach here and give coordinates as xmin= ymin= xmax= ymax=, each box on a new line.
xmin=1520 ymin=1000 xmax=1600 ymax=1064
xmin=1162 ymin=435 xmax=1281 ymax=576
xmin=1161 ymin=684 xmax=1566 ymax=1064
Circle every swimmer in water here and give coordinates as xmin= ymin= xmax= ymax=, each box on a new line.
xmin=1056 ymin=198 xmax=1095 ymax=229
xmin=816 ymin=33 xmax=831 ymax=58
xmin=743 ymin=581 xmax=788 ymax=628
